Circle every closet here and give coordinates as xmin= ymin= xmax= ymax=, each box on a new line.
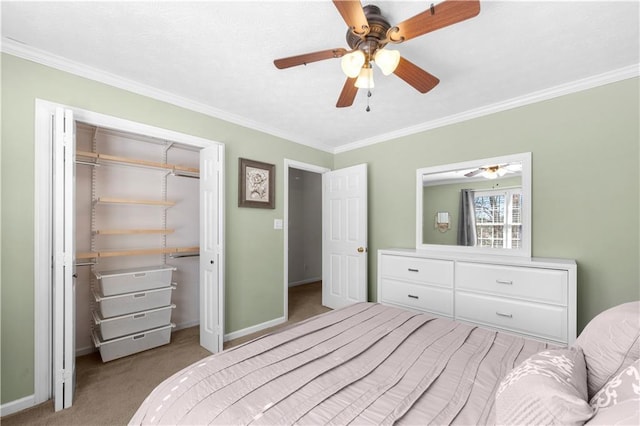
xmin=74 ymin=123 xmax=201 ymax=359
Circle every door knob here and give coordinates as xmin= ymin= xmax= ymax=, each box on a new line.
xmin=210 ymin=260 xmax=214 ymax=264
xmin=357 ymin=247 xmax=366 ymax=253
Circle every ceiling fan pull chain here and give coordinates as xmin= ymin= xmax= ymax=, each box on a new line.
xmin=366 ymin=90 xmax=372 ymax=112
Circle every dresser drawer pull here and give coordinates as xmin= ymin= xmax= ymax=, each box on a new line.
xmin=407 ymin=294 xmax=419 ymax=299
xmin=496 ymin=279 xmax=513 ymax=285
xmin=408 ymin=268 xmax=419 ymax=272
xmin=496 ymin=311 xmax=513 ymax=318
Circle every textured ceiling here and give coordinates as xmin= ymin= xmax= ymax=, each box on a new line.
xmin=2 ymin=1 xmax=638 ymax=153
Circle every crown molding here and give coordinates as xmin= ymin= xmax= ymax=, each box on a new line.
xmin=1 ymin=38 xmax=335 ymax=154
xmin=3 ymin=38 xmax=636 ymax=156
xmin=334 ymin=64 xmax=640 ymax=154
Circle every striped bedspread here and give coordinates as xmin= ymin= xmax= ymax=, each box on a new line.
xmin=130 ymin=303 xmax=553 ymax=425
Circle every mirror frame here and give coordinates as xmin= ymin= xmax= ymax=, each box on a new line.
xmin=416 ymin=152 xmax=532 ymax=258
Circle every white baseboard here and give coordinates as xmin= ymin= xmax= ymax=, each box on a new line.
xmin=224 ymin=316 xmax=286 ymax=342
xmin=0 ymin=394 xmax=36 ymax=417
xmin=288 ymin=277 xmax=321 ymax=287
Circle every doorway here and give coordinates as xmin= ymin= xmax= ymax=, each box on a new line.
xmin=34 ymin=100 xmax=224 ymax=410
xmin=283 ymin=160 xmax=329 ymax=320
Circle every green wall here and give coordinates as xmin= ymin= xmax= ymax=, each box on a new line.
xmin=2 ymin=52 xmax=639 ymax=406
xmin=0 ymin=54 xmax=332 ymax=403
xmin=335 ymin=76 xmax=640 ymax=339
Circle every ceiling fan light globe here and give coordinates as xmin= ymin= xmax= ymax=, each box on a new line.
xmin=355 ymin=66 xmax=374 ymax=89
xmin=374 ymin=49 xmax=400 ymax=76
xmin=341 ymin=51 xmax=365 ymax=78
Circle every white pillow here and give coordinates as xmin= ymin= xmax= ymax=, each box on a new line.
xmin=575 ymin=301 xmax=640 ymax=399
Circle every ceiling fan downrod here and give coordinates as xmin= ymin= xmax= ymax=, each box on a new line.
xmin=346 ymin=5 xmax=392 ymax=61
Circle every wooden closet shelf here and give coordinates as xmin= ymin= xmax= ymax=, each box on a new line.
xmin=95 ymin=229 xmax=175 ymax=235
xmin=76 ymin=246 xmax=199 ymax=259
xmin=76 ymin=150 xmax=199 ymax=174
xmin=95 ymin=197 xmax=176 ymax=207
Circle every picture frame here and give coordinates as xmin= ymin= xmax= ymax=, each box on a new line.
xmin=238 ymin=158 xmax=275 ymax=209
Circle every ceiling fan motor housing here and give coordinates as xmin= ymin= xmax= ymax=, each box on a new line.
xmin=346 ymin=5 xmax=392 ymax=58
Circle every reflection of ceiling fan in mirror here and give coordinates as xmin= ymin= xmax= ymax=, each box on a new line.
xmin=273 ymin=0 xmax=481 ymax=108
xmin=465 ymin=163 xmax=522 ymax=179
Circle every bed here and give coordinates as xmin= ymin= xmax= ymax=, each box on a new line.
xmin=130 ymin=301 xmax=639 ymax=425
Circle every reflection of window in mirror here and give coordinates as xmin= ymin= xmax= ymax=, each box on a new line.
xmin=417 ymin=151 xmax=531 ymax=257
xmin=473 ymin=189 xmax=522 ymax=248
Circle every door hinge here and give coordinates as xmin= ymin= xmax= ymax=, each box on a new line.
xmin=56 ymin=252 xmax=73 ymax=267
xmin=58 ymin=368 xmax=72 ymax=383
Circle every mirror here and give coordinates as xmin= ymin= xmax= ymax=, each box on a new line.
xmin=416 ymin=152 xmax=531 ymax=257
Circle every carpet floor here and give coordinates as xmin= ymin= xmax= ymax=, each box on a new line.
xmin=2 ymin=281 xmax=330 ymax=425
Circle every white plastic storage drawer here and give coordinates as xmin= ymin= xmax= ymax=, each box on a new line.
xmin=92 ymin=323 xmax=174 ymax=362
xmin=94 ymin=265 xmax=176 ymax=296
xmin=92 ymin=304 xmax=175 ymax=340
xmin=93 ymin=285 xmax=176 ymax=318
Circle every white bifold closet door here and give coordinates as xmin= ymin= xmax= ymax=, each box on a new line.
xmin=51 ymin=106 xmax=224 ymax=411
xmin=200 ymin=145 xmax=224 ymax=353
xmin=53 ymin=107 xmax=76 ymax=411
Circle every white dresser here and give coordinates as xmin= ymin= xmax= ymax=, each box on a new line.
xmin=377 ymin=249 xmax=577 ymax=345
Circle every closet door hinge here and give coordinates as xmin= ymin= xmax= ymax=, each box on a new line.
xmin=55 ymin=252 xmax=73 ymax=267
xmin=57 ymin=369 xmax=72 ymax=383
xmin=62 ymin=118 xmax=73 ymax=147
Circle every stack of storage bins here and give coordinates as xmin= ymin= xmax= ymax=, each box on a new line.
xmin=91 ymin=265 xmax=176 ymax=362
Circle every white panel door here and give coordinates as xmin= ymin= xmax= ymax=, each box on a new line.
xmin=53 ymin=108 xmax=76 ymax=410
xmin=199 ymin=144 xmax=224 ymax=353
xmin=322 ymin=164 xmax=368 ymax=309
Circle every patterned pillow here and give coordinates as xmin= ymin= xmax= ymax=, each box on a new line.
xmin=495 ymin=347 xmax=594 ymax=426
xmin=586 ymin=359 xmax=640 ymax=425
xmin=575 ymin=301 xmax=640 ymax=399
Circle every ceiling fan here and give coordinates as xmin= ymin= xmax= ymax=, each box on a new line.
xmin=464 ymin=163 xmax=522 ymax=179
xmin=273 ymin=0 xmax=481 ymax=108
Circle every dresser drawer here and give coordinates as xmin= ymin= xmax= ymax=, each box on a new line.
xmin=380 ymin=278 xmax=453 ymax=317
xmin=456 ymin=262 xmax=568 ymax=305
xmin=456 ymin=291 xmax=568 ymax=343
xmin=380 ymin=255 xmax=453 ymax=288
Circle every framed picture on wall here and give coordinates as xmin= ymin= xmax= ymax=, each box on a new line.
xmin=238 ymin=158 xmax=275 ymax=209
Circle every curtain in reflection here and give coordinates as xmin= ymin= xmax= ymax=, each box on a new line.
xmin=457 ymin=189 xmax=477 ymax=246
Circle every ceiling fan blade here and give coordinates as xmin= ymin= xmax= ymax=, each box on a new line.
xmin=274 ymin=48 xmax=347 ymax=69
xmin=390 ymin=0 xmax=480 ymax=43
xmin=336 ymin=77 xmax=358 ymax=108
xmin=332 ymin=0 xmax=369 ymax=35
xmin=465 ymin=168 xmax=483 ymax=177
xmin=393 ymin=57 xmax=440 ymax=93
